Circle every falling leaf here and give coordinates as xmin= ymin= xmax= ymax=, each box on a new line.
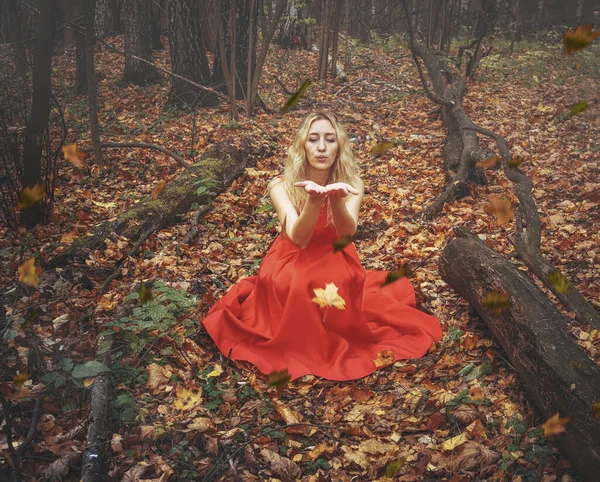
xmin=60 ymin=230 xmax=78 ymax=245
xmin=312 ymin=282 xmax=346 ymax=310
xmin=440 ymin=432 xmax=467 ymax=451
xmin=373 ymin=350 xmax=395 ymax=369
xmin=173 ymin=386 xmax=203 ymax=411
xmin=83 ymin=378 xmax=95 ymax=387
xmin=138 ymin=281 xmax=154 ymax=304
xmin=570 ymin=101 xmax=588 ymax=116
xmin=18 ymin=258 xmax=43 ymax=288
xmin=484 ymin=195 xmax=513 ymax=226
xmin=91 ymin=200 xmax=117 ymax=209
xmin=542 ymin=413 xmax=569 ymax=436
xmin=62 ymin=143 xmax=84 ymax=167
xmin=380 ymin=266 xmax=408 ymax=288
xmin=13 ymin=372 xmax=31 ymax=385
xmin=534 ymin=103 xmax=552 ymax=113
xmin=17 ymin=184 xmax=45 ymax=209
xmin=507 ymin=156 xmax=524 ymax=168
xmin=482 ymin=289 xmax=511 ymax=313
xmin=266 ymin=369 xmax=291 ymax=390
xmin=546 ymin=270 xmax=572 ymax=294
xmin=563 ymin=24 xmax=600 ymax=56
xmin=468 ymin=386 xmax=485 ymax=401
xmin=281 ymin=79 xmax=312 ymax=113
xmin=593 ymin=402 xmax=600 ymax=419
xmin=151 ymin=180 xmax=166 ymax=200
xmin=385 ymin=458 xmax=406 ymax=477
xmin=475 ymin=156 xmax=502 ymax=170
xmin=333 ymin=234 xmax=353 ymax=252
xmin=370 ymin=141 xmax=394 ymax=157
xmin=206 ymin=364 xmax=223 ymax=378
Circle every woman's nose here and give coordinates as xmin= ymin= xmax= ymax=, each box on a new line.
xmin=317 ymin=139 xmax=326 ymax=151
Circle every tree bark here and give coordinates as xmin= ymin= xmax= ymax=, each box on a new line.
xmin=122 ymin=0 xmax=158 ymax=86
xmin=439 ymin=229 xmax=600 ymax=482
xmin=84 ymin=0 xmax=104 ymax=165
xmin=6 ymin=0 xmax=29 ymax=82
xmin=46 ymin=137 xmax=271 ymax=268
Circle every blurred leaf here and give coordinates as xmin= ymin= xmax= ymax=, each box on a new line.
xmin=482 ymin=288 xmax=511 ymax=313
xmin=542 ymin=413 xmax=569 ymax=436
xmin=370 ymin=141 xmax=394 ymax=157
xmin=151 ymin=180 xmax=166 ymax=200
xmin=139 ymin=281 xmax=154 ymax=304
xmin=570 ymin=102 xmax=588 ymax=116
xmin=563 ymin=24 xmax=599 ymax=56
xmin=440 ymin=432 xmax=467 ymax=451
xmin=484 ymin=195 xmax=513 ymax=226
xmin=546 ymin=270 xmax=572 ymax=295
xmin=333 ymin=234 xmax=353 ymax=252
xmin=18 ymin=258 xmax=43 ymax=288
xmin=62 ymin=143 xmax=84 ymax=167
xmin=593 ymin=402 xmax=600 ymax=419
xmin=266 ymin=369 xmax=291 ymax=390
xmin=17 ymin=184 xmax=45 ymax=209
xmin=380 ymin=266 xmax=408 ymax=288
xmin=13 ymin=372 xmax=31 ymax=385
xmin=507 ymin=156 xmax=524 ymax=168
xmin=385 ymin=458 xmax=406 ymax=477
xmin=281 ymin=79 xmax=312 ymax=113
xmin=475 ymin=156 xmax=502 ymax=170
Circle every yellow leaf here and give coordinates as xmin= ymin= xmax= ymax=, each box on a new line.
xmin=281 ymin=78 xmax=312 ymax=113
xmin=17 ymin=184 xmax=45 ymax=209
xmin=266 ymin=368 xmax=291 ymax=390
xmin=83 ymin=377 xmax=95 ymax=387
xmin=312 ymin=282 xmax=346 ymax=310
xmin=546 ymin=270 xmax=572 ymax=295
xmin=62 ymin=143 xmax=84 ymax=167
xmin=370 ymin=141 xmax=394 ymax=157
xmin=440 ymin=432 xmax=467 ymax=451
xmin=60 ymin=230 xmax=79 ymax=245
xmin=484 ymin=195 xmax=513 ymax=226
xmin=482 ymin=288 xmax=511 ymax=313
xmin=468 ymin=386 xmax=485 ymax=401
xmin=13 ymin=372 xmax=31 ymax=385
xmin=146 ymin=363 xmax=171 ymax=391
xmin=206 ymin=364 xmax=223 ymax=378
xmin=18 ymin=258 xmax=43 ymax=288
xmin=535 ymin=103 xmax=552 ymax=113
xmin=91 ymin=199 xmax=117 ymax=209
xmin=542 ymin=413 xmax=569 ymax=436
xmin=151 ymin=180 xmax=166 ymax=200
xmin=563 ymin=24 xmax=600 ymax=56
xmin=173 ymin=386 xmax=203 ymax=411
xmin=373 ymin=350 xmax=395 ymax=369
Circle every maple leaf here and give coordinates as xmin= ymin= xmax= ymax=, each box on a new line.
xmin=475 ymin=156 xmax=502 ymax=170
xmin=266 ymin=368 xmax=291 ymax=390
xmin=373 ymin=350 xmax=395 ymax=369
xmin=484 ymin=195 xmax=513 ymax=226
xmin=370 ymin=141 xmax=394 ymax=157
xmin=333 ymin=234 xmax=353 ymax=252
xmin=312 ymin=282 xmax=346 ymax=310
xmin=151 ymin=180 xmax=166 ymax=200
xmin=18 ymin=258 xmax=43 ymax=288
xmin=542 ymin=413 xmax=569 ymax=436
xmin=482 ymin=288 xmax=511 ymax=313
xmin=173 ymin=386 xmax=203 ymax=411
xmin=380 ymin=266 xmax=408 ymax=287
xmin=570 ymin=101 xmax=588 ymax=116
xmin=563 ymin=24 xmax=600 ymax=56
xmin=546 ymin=270 xmax=572 ymax=294
xmin=17 ymin=184 xmax=45 ymax=209
xmin=62 ymin=143 xmax=84 ymax=167
xmin=281 ymin=78 xmax=312 ymax=113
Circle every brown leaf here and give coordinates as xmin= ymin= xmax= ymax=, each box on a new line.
xmin=373 ymin=350 xmax=395 ymax=369
xmin=259 ymin=448 xmax=301 ymax=479
xmin=484 ymin=195 xmax=513 ymax=226
xmin=563 ymin=24 xmax=600 ymax=56
xmin=438 ymin=441 xmax=499 ymax=474
xmin=146 ymin=363 xmax=171 ymax=392
xmin=151 ymin=180 xmax=166 ymax=200
xmin=475 ymin=156 xmax=502 ymax=170
xmin=542 ymin=413 xmax=569 ymax=436
xmin=62 ymin=143 xmax=84 ymax=167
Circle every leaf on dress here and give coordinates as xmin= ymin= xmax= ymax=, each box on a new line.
xmin=312 ymin=283 xmax=346 ymax=310
xmin=333 ymin=234 xmax=353 ymax=252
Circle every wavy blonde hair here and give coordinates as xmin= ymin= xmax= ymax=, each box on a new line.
xmin=281 ymin=111 xmax=360 ymax=212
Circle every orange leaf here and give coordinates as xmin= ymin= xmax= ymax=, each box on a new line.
xmin=151 ymin=180 xmax=166 ymax=200
xmin=484 ymin=195 xmax=513 ymax=226
xmin=542 ymin=413 xmax=569 ymax=436
xmin=18 ymin=258 xmax=43 ymax=288
xmin=373 ymin=350 xmax=394 ymax=369
xmin=62 ymin=143 xmax=84 ymax=167
xmin=593 ymin=402 xmax=600 ymax=419
xmin=468 ymin=386 xmax=485 ymax=401
xmin=13 ymin=372 xmax=31 ymax=385
xmin=475 ymin=156 xmax=502 ymax=170
xmin=563 ymin=24 xmax=600 ymax=56
xmin=17 ymin=184 xmax=45 ymax=209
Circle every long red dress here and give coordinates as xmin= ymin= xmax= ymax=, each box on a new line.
xmin=202 ymin=204 xmax=442 ymax=381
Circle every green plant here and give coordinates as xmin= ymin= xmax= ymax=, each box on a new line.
xmin=193 ymin=178 xmax=219 ymax=196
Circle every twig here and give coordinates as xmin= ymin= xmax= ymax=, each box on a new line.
xmin=80 ymin=142 xmax=190 ymax=169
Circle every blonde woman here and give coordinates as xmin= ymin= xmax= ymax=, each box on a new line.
xmin=202 ymin=111 xmax=441 ymax=381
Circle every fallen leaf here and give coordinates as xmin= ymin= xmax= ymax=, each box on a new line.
xmin=312 ymin=282 xmax=346 ymax=310
xmin=563 ymin=24 xmax=600 ymax=56
xmin=151 ymin=180 xmax=166 ymax=200
xmin=373 ymin=350 xmax=395 ymax=369
xmin=18 ymin=258 xmax=43 ymax=288
xmin=542 ymin=413 xmax=569 ymax=436
xmin=17 ymin=184 xmax=45 ymax=209
xmin=13 ymin=372 xmax=31 ymax=385
xmin=146 ymin=363 xmax=171 ymax=391
xmin=266 ymin=369 xmax=291 ymax=390
xmin=440 ymin=432 xmax=467 ymax=451
xmin=468 ymin=386 xmax=485 ymax=401
xmin=91 ymin=199 xmax=117 ymax=209
xmin=438 ymin=441 xmax=499 ymax=473
xmin=259 ymin=448 xmax=301 ymax=479
xmin=173 ymin=386 xmax=203 ymax=411
xmin=60 ymin=230 xmax=79 ymax=245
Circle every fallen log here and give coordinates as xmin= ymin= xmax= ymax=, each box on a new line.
xmin=47 ymin=137 xmax=270 ymax=269
xmin=438 ymin=227 xmax=600 ymax=481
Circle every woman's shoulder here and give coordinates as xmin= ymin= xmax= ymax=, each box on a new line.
xmin=268 ymin=174 xmax=285 ymax=190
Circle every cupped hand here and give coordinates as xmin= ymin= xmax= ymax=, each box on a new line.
xmin=294 ymin=180 xmax=328 ymax=200
xmin=325 ymin=182 xmax=359 ymax=199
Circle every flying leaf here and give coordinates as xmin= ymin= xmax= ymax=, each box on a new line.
xmin=484 ymin=195 xmax=513 ymax=226
xmin=482 ymin=288 xmax=511 ymax=313
xmin=563 ymin=24 xmax=600 ymax=56
xmin=17 ymin=184 xmax=45 ymax=209
xmin=18 ymin=258 xmax=43 ymax=288
xmin=507 ymin=156 xmax=524 ymax=168
xmin=173 ymin=386 xmax=203 ymax=411
xmin=475 ymin=156 xmax=502 ymax=170
xmin=151 ymin=180 xmax=166 ymax=200
xmin=593 ymin=402 xmax=600 ymax=419
xmin=570 ymin=101 xmax=588 ymax=116
xmin=546 ymin=270 xmax=572 ymax=295
xmin=385 ymin=458 xmax=406 ymax=477
xmin=333 ymin=234 xmax=353 ymax=252
xmin=281 ymin=79 xmax=312 ymax=113
xmin=62 ymin=143 xmax=84 ymax=167
xmin=312 ymin=282 xmax=346 ymax=310
xmin=266 ymin=369 xmax=291 ymax=390
xmin=380 ymin=266 xmax=408 ymax=287
xmin=542 ymin=413 xmax=569 ymax=436
xmin=138 ymin=281 xmax=154 ymax=304
xmin=13 ymin=372 xmax=31 ymax=385
xmin=370 ymin=141 xmax=394 ymax=157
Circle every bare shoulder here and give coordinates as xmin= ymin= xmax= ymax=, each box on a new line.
xmin=267 ymin=174 xmax=285 ymax=190
xmin=354 ymin=177 xmax=365 ymax=193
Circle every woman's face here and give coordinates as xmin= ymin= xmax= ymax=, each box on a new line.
xmin=304 ymin=119 xmax=338 ymax=173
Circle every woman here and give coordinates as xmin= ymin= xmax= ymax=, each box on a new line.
xmin=202 ymin=111 xmax=442 ymax=381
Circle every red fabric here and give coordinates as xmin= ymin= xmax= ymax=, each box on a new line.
xmin=202 ymin=205 xmax=442 ymax=381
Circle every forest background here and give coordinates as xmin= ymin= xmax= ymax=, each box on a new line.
xmin=1 ymin=0 xmax=599 ymax=481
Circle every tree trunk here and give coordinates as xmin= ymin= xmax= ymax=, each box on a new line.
xmin=276 ymin=0 xmax=308 ymax=49
xmin=84 ymin=0 xmax=104 ymax=165
xmin=439 ymin=229 xmax=600 ymax=482
xmin=46 ymin=137 xmax=271 ymax=268
xmin=122 ymin=0 xmax=158 ymax=86
xmin=166 ymin=0 xmax=216 ymax=108
xmin=6 ymin=0 xmax=29 ymax=82
xmin=20 ymin=0 xmax=57 ymax=228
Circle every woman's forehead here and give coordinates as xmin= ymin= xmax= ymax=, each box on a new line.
xmin=308 ymin=118 xmax=336 ymax=135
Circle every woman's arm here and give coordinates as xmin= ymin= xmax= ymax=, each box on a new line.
xmin=327 ymin=179 xmax=364 ymax=237
xmin=269 ymin=178 xmax=326 ymax=249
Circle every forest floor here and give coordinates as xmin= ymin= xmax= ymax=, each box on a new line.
xmin=1 ymin=33 xmax=600 ymax=482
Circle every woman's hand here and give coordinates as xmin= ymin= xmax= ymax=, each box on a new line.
xmin=325 ymin=182 xmax=359 ymax=199
xmin=295 ymin=180 xmax=328 ymax=202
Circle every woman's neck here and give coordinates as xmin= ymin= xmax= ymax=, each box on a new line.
xmin=306 ymin=166 xmax=330 ymax=186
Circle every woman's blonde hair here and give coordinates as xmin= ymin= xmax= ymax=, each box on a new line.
xmin=281 ymin=111 xmax=360 ymax=211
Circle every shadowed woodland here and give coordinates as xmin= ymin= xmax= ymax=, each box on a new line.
xmin=1 ymin=0 xmax=600 ymax=480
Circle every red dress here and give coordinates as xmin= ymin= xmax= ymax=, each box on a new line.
xmin=202 ymin=204 xmax=442 ymax=381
